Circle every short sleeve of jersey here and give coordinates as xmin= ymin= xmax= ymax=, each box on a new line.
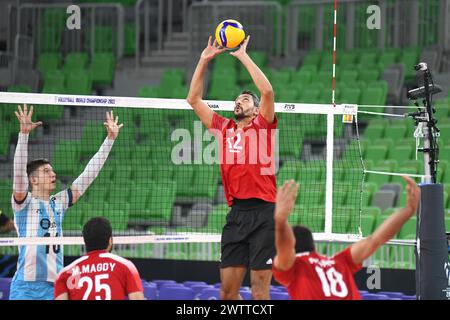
xmin=333 ymin=247 xmax=362 ymax=274
xmin=54 ymin=271 xmax=69 ymax=298
xmin=253 ymin=113 xmax=278 ymax=129
xmin=52 ymin=188 xmax=73 ymax=210
xmin=124 ymin=260 xmax=144 ymax=294
xmin=210 ymin=112 xmax=228 ymax=131
xmin=272 ymin=261 xmax=298 ymax=287
xmin=11 ymin=192 xmax=31 ymax=212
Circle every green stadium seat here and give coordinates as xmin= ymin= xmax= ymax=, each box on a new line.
xmin=124 ymin=24 xmax=136 ymax=56
xmin=361 ymin=215 xmax=375 ymax=236
xmin=385 ymin=122 xmax=407 ymax=140
xmin=63 ymin=52 xmax=89 ymax=75
xmin=313 ymin=70 xmax=332 ymax=85
xmin=389 ymin=145 xmax=414 ymax=163
xmin=338 ymin=70 xmax=359 ymax=82
xmin=271 ymin=70 xmax=291 ymax=85
xmin=360 ymin=86 xmax=386 ymax=106
xmin=206 ymin=204 xmax=229 ymax=232
xmin=33 ymin=104 xmax=65 ymax=121
xmin=39 ymin=27 xmax=62 ymax=53
xmin=0 ymin=179 xmax=13 ymax=217
xmin=90 ymin=53 xmax=115 ymax=87
xmin=337 ymin=51 xmax=357 ymax=67
xmin=65 ymin=70 xmax=92 ymax=95
xmin=279 ymin=128 xmax=303 ymax=158
xmin=400 ymin=48 xmax=421 ymax=82
xmin=375 ymin=159 xmax=398 ymax=172
xmin=37 ymin=53 xmax=60 ymax=76
xmin=398 ymin=216 xmax=416 ymax=239
xmin=361 ymin=206 xmax=381 ymax=217
xmin=113 ymin=164 xmax=133 ymax=184
xmin=42 ymin=8 xmax=66 ymax=30
xmin=358 ymin=51 xmax=379 ymax=67
xmin=173 ymin=164 xmax=195 ymax=197
xmin=298 ymin=86 xmax=322 ymax=103
xmin=332 ymin=209 xmax=352 ymax=233
xmin=277 ymin=160 xmax=300 ymax=184
xmin=340 ymin=87 xmax=361 ymax=104
xmin=377 ymin=49 xmax=399 ymax=69
xmin=292 ymin=70 xmax=313 ymax=86
xmin=191 ymin=165 xmax=218 ymax=199
xmin=94 ymin=26 xmax=114 ymax=53
xmin=300 ymin=206 xmax=325 ymax=232
xmin=296 ymin=184 xmax=324 ymax=207
xmin=302 ymin=51 xmax=322 ymax=68
xmin=365 ymin=145 xmax=388 ymax=163
xmin=52 ymin=140 xmax=81 ymax=176
xmin=80 ymin=121 xmax=107 ymax=157
xmin=358 ymin=68 xmax=380 ymax=83
xmin=363 ymin=124 xmax=384 ymax=140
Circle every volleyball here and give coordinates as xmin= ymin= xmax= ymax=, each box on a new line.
xmin=215 ymin=19 xmax=245 ymax=49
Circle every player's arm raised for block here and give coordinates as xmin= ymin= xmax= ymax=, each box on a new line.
xmin=13 ymin=104 xmax=42 ymax=203
xmin=274 ymin=180 xmax=300 ymax=271
xmin=187 ymin=36 xmax=226 ymax=129
xmin=71 ymin=111 xmax=123 ymax=204
xmin=351 ymin=176 xmax=420 ymax=265
xmin=231 ymin=36 xmax=275 ymax=124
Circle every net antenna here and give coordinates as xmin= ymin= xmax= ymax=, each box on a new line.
xmin=405 ymin=62 xmax=442 ymax=184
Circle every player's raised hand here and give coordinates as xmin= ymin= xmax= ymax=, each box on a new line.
xmin=14 ymin=104 xmax=42 ymax=134
xmin=403 ymin=176 xmax=420 ymax=216
xmin=200 ymin=36 xmax=226 ymax=61
xmin=275 ymin=180 xmax=299 ymax=223
xmin=104 ymin=110 xmax=123 ymax=140
xmin=229 ymin=35 xmax=250 ymax=59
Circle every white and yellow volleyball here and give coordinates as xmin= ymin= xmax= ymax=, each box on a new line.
xmin=215 ymin=19 xmax=245 ymax=49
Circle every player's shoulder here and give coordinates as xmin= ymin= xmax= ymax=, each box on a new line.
xmin=99 ymin=252 xmax=137 ymax=270
xmin=58 ymin=255 xmax=90 ymax=278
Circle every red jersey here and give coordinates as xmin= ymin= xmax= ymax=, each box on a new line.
xmin=272 ymin=247 xmax=362 ymax=300
xmin=210 ymin=113 xmax=277 ymax=206
xmin=54 ymin=250 xmax=143 ymax=300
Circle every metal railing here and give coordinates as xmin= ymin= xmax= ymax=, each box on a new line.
xmin=13 ymin=35 xmax=34 ymax=84
xmin=188 ymin=1 xmax=283 ymax=57
xmin=135 ymin=0 xmax=190 ymax=67
xmin=285 ymin=0 xmax=446 ymax=57
xmin=12 ymin=3 xmax=124 ymax=61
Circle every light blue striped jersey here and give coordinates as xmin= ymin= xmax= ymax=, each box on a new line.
xmin=11 ymin=189 xmax=73 ymax=282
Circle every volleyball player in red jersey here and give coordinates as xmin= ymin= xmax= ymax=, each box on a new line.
xmin=187 ymin=36 xmax=277 ymax=300
xmin=54 ymin=217 xmax=144 ymax=300
xmin=272 ymin=177 xmax=420 ymax=300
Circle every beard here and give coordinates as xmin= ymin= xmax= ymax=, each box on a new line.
xmin=234 ymin=107 xmax=246 ymax=120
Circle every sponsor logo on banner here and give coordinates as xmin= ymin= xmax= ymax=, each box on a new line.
xmin=207 ymin=103 xmax=220 ymax=109
xmin=284 ymin=104 xmax=296 ymax=111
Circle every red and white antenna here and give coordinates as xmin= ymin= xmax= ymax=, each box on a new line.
xmin=332 ymin=0 xmax=338 ymax=107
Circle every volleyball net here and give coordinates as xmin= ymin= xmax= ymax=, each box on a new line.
xmin=0 ymin=92 xmax=432 ymax=265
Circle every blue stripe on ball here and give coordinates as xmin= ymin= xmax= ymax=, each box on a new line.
xmin=219 ymin=27 xmax=227 ymax=47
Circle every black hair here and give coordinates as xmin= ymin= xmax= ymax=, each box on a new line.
xmin=82 ymin=217 xmax=112 ymax=252
xmin=293 ymin=225 xmax=315 ymax=253
xmin=240 ymin=90 xmax=260 ymax=108
xmin=26 ymin=158 xmax=51 ymax=176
